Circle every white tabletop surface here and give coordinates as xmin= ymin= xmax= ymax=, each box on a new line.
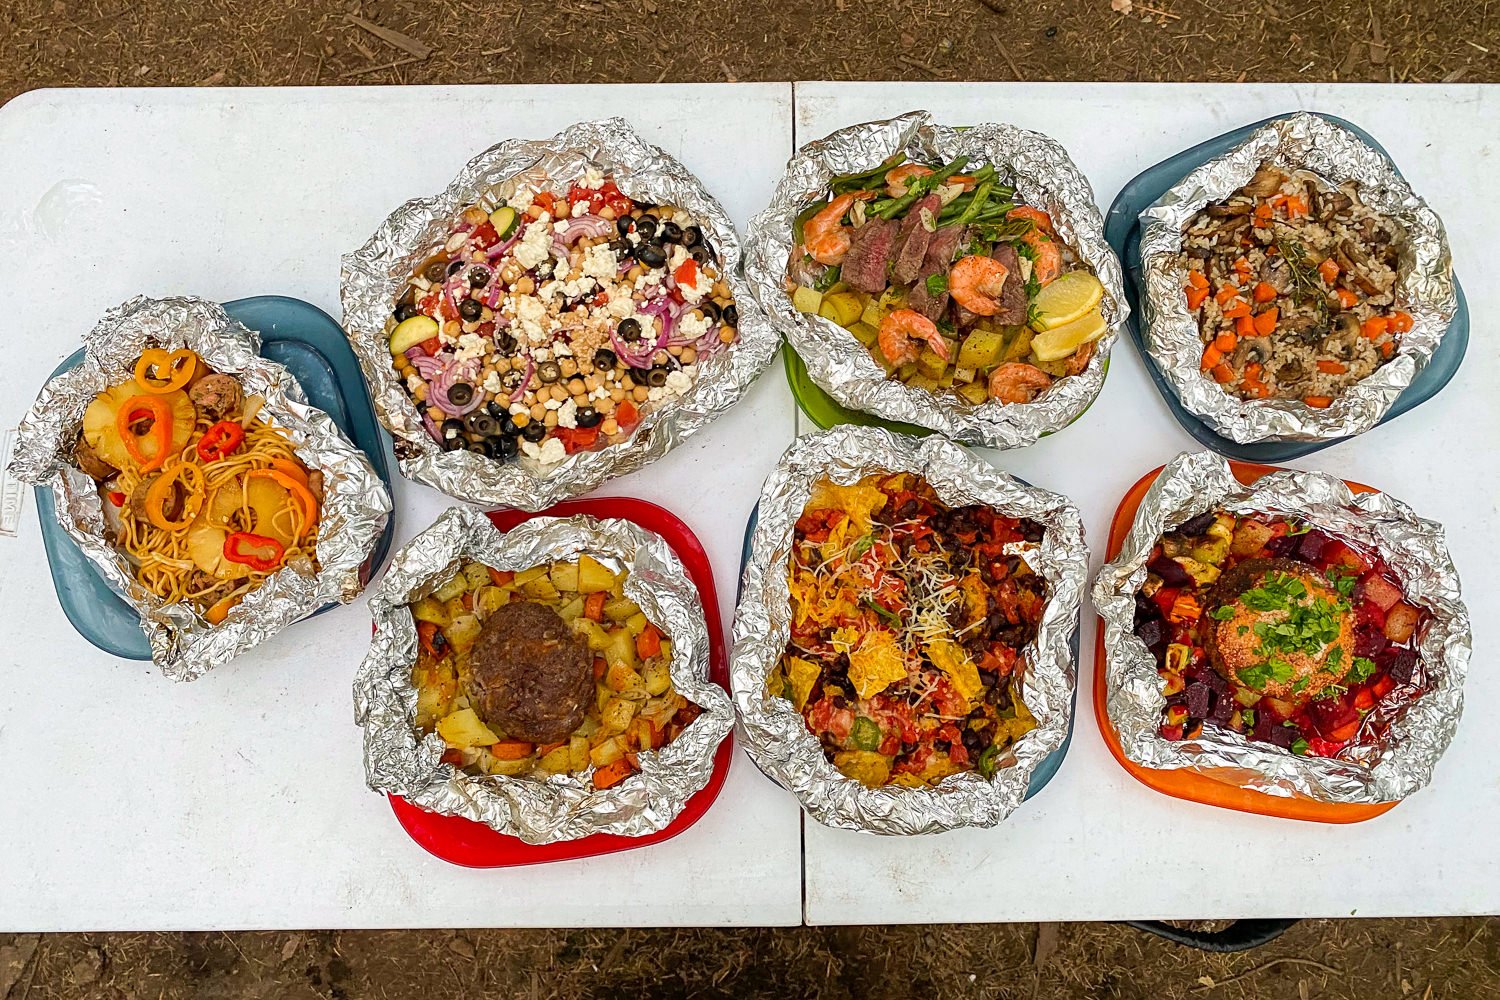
xmin=794 ymin=81 xmax=1500 ymax=924
xmin=0 ymin=84 xmax=804 ymax=930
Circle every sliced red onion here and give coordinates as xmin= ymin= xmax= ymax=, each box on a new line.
xmin=557 ymin=214 xmax=613 ymax=245
xmin=509 ymin=359 xmax=535 ymax=403
xmin=431 ymin=359 xmax=483 ymax=418
xmin=609 ymin=329 xmax=656 ymax=369
xmin=485 ymin=232 xmax=520 ymax=261
xmin=403 ymin=346 xmax=426 ymax=360
xmin=421 ymin=409 xmax=442 ymax=443
xmin=482 ymin=278 xmax=504 ymax=309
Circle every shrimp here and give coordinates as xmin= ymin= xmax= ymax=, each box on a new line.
xmin=947 ymin=255 xmax=1011 ymax=316
xmin=1063 ymin=340 xmax=1094 ymax=377
xmin=988 ymin=363 xmax=1053 ymax=404
xmin=878 ymin=308 xmax=951 ymax=367
xmin=1007 ymin=206 xmax=1054 ymax=235
xmin=803 ymin=193 xmax=858 ymax=265
xmin=1007 ymin=206 xmax=1063 ymax=286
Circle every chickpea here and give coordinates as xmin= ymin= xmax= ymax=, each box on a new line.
xmin=513 ymin=276 xmax=535 ymax=296
xmin=632 ymin=386 xmax=649 ymax=402
xmin=713 ymin=281 xmax=730 ymax=299
xmin=720 ymin=326 xmax=737 ymax=344
xmin=426 ymin=405 xmax=444 ymax=422
xmin=627 ymin=265 xmax=644 ymax=282
xmin=499 ymin=260 xmax=524 ymax=284
xmin=560 ymin=358 xmax=578 ymax=378
xmin=584 ymin=374 xmax=601 ymax=392
xmin=543 ymin=410 xmax=559 ymax=428
xmin=530 ymin=402 xmax=547 ymax=421
xmin=461 ymin=206 xmax=488 ymax=227
xmin=668 ymin=345 xmax=682 ymax=357
xmin=510 ymin=412 xmax=530 ymax=429
xmin=567 ymin=377 xmax=585 ymax=396
xmin=599 ymin=205 xmax=616 ymax=221
xmin=595 ymin=397 xmax=615 ymax=414
xmin=610 ymin=386 xmax=626 ymax=402
xmin=680 ymin=347 xmax=697 ymax=365
xmin=443 ymin=320 xmax=460 ymax=338
xmin=601 ymin=418 xmax=619 ymax=436
xmin=411 ymin=382 xmax=429 ymax=402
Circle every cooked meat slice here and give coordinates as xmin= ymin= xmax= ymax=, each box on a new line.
xmin=72 ymin=435 xmax=118 ymax=481
xmin=890 ymin=194 xmax=941 ymax=285
xmin=840 ymin=218 xmax=899 ymax=294
xmin=905 ymin=224 xmax=966 ymax=321
xmin=189 ymin=374 xmax=242 ymax=422
xmin=467 ymin=600 xmax=593 ymax=743
xmin=990 ymin=243 xmax=1028 ymax=326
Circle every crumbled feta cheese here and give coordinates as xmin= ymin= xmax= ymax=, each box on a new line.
xmin=589 ymin=386 xmax=609 ymax=401
xmin=677 ymin=311 xmax=710 ymax=340
xmin=405 ymin=373 xmax=425 ymax=393
xmin=634 ymin=271 xmax=662 ymax=290
xmin=532 ymin=346 xmax=551 ymax=362
xmin=521 ymin=437 xmax=567 ymax=466
xmin=508 ymin=189 xmax=534 ymax=213
xmin=679 ymin=266 xmax=714 ymax=304
xmin=543 ymin=398 xmax=561 ymax=411
xmin=509 ymin=403 xmax=529 ymax=417
xmin=571 ymin=200 xmax=588 ymax=218
xmin=672 ymin=209 xmax=692 ymax=226
xmin=538 ymin=280 xmax=563 ymax=303
xmin=582 ymin=165 xmax=605 ymax=188
xmin=513 ymin=296 xmax=548 ymax=343
xmin=664 ymin=369 xmax=694 ymax=396
xmin=483 ymin=372 xmax=504 ymax=394
xmin=553 ymin=220 xmax=569 ymax=234
xmin=556 ymin=399 xmax=578 ymax=429
xmin=553 ymin=341 xmax=573 ymax=357
xmin=607 ymin=293 xmax=636 ymax=319
xmin=513 ymin=217 xmax=553 ymax=269
xmin=668 ymin=244 xmax=690 ymax=270
xmin=582 ymin=243 xmax=618 ymax=282
xmin=647 ymin=387 xmax=666 ymax=403
xmin=453 ymin=332 xmax=487 ymax=363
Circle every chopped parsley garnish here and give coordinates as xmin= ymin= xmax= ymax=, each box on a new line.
xmin=925 ymin=273 xmax=949 ymax=296
xmin=1347 ymin=656 xmax=1378 ymax=683
xmin=1241 ymin=709 xmax=1256 ymax=728
xmin=1327 ymin=645 xmax=1344 ymax=671
xmin=1212 ymin=605 xmax=1236 ymax=621
xmin=1315 ymin=683 xmax=1347 ymax=702
xmin=1292 ymin=675 xmax=1311 ymax=694
xmin=1325 ymin=566 xmax=1358 ymax=598
xmin=1290 ymin=737 xmax=1311 ymax=756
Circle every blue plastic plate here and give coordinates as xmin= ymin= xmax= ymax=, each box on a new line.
xmin=1104 ymin=112 xmax=1470 ymax=463
xmin=737 ymin=493 xmax=1075 ymax=805
xmin=34 ymin=295 xmax=397 ymax=660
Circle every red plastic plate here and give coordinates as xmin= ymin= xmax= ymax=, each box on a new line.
xmin=387 ymin=497 xmax=734 ymax=867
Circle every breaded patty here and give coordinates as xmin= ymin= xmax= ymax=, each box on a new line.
xmin=1202 ymin=558 xmax=1355 ymax=703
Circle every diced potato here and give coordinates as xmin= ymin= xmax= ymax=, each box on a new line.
xmin=576 ymin=620 xmax=609 ymax=651
xmin=462 ymin=563 xmax=491 ymax=591
xmin=896 ymin=361 xmax=919 ymax=380
xmin=956 ymin=328 xmax=1007 ymax=371
xmin=433 ymin=572 xmax=468 ymax=603
xmin=1385 ymin=602 xmax=1420 ymax=644
xmin=556 ymin=596 xmax=586 ymax=622
xmin=642 ymin=658 xmax=673 ymax=697
xmin=444 ymin=614 xmax=482 ymax=654
xmin=577 ymin=554 xmax=615 ymax=594
xmin=818 ymin=291 xmax=863 ymax=328
xmin=906 ymin=374 xmax=939 ymax=393
xmin=791 ymin=285 xmax=823 ymax=314
xmin=590 ymin=736 xmax=625 ymax=767
xmin=548 ymin=561 xmax=580 ymax=594
xmin=512 ymin=565 xmax=548 ymax=588
xmin=414 ymin=663 xmax=456 ymax=726
xmin=860 ymin=296 xmax=884 ymax=328
xmin=443 ymin=596 xmax=468 ymax=622
xmin=521 ymin=576 xmax=559 ymax=600
xmin=602 ymin=596 xmax=640 ymax=622
xmin=848 ymin=321 xmax=879 ymax=346
xmin=1002 ymin=327 xmax=1033 ymax=362
xmin=539 ymin=746 xmax=573 ymax=774
xmin=915 ymin=347 xmax=947 ymax=379
xmin=569 ymin=736 xmax=591 ymax=772
xmin=410 ymin=596 xmax=451 ymax=626
xmin=1230 ymin=518 xmax=1276 ymax=557
xmin=957 ymin=380 xmax=989 ymax=405
xmin=600 ymin=696 xmax=639 ymax=735
xmin=476 ymin=586 xmax=509 ymax=615
xmin=953 ymin=366 xmax=975 ymax=384
xmin=484 ymin=755 xmax=533 ymax=777
xmin=606 ymin=629 xmax=639 ymax=670
xmin=624 ymin=611 xmax=649 ymax=636
xmin=437 ymin=708 xmax=500 ymax=748
xmin=606 ymin=661 xmax=646 ymax=695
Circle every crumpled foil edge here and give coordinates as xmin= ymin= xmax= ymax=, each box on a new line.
xmin=745 ymin=109 xmax=1128 ymax=450
xmin=9 ymin=295 xmax=392 ymax=680
xmin=354 ymin=505 xmax=735 ymax=844
xmin=730 ymin=425 xmax=1086 ymax=834
xmin=1139 ymin=112 xmax=1457 ymax=444
xmin=1092 ymin=450 xmax=1470 ymax=803
xmin=341 ymin=117 xmax=779 ymax=511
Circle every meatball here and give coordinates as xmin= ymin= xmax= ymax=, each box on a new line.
xmin=189 ymin=374 xmax=242 ymax=421
xmin=467 ymin=601 xmax=593 ymax=743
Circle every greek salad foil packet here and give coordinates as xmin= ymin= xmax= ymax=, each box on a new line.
xmin=9 ymin=295 xmax=391 ymax=681
xmin=745 ymin=110 xmax=1127 ymax=449
xmin=1139 ymin=112 xmax=1457 ymax=444
xmin=354 ymin=506 xmax=734 ymax=844
xmin=342 ymin=117 xmax=778 ymax=511
xmin=731 ymin=425 xmax=1086 ymax=834
xmin=1093 ymin=451 xmax=1469 ymax=803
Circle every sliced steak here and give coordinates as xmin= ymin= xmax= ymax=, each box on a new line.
xmin=989 ymin=242 xmax=1028 ymax=326
xmin=840 ymin=217 xmax=898 ymax=294
xmin=890 ymin=194 xmax=942 ymax=285
xmin=905 ymin=223 xmax=966 ymax=322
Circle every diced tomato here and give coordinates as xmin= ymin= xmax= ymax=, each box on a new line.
xmin=554 ymin=424 xmax=601 ymax=454
xmin=807 ymin=698 xmax=854 ymax=742
xmin=440 ymin=748 xmax=465 ymax=766
xmin=615 ymin=398 xmax=640 ymax=431
xmin=107 ymin=491 xmax=126 ymax=507
xmin=418 ymin=336 xmax=442 ymax=356
xmin=476 ymin=321 xmax=496 ymax=338
xmin=468 ymin=220 xmax=499 ymax=249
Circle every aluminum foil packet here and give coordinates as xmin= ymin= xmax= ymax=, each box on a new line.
xmin=745 ymin=110 xmax=1127 ymax=449
xmin=731 ymin=425 xmax=1086 ymax=834
xmin=1093 ymin=451 xmax=1470 ymax=803
xmin=9 ymin=295 xmax=392 ymax=681
xmin=1139 ymin=112 xmax=1457 ymax=443
xmin=341 ymin=118 xmax=778 ymax=511
xmin=354 ymin=506 xmax=734 ymax=844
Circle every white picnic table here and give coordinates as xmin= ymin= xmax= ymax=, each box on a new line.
xmin=0 ymin=81 xmax=1495 ymax=930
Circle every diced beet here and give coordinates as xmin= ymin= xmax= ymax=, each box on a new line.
xmin=1147 ymin=555 xmax=1194 ymax=588
xmin=1136 ymin=618 xmax=1169 ymax=652
xmin=1353 ymin=623 xmax=1390 ymax=659
xmin=1210 ymin=693 xmax=1235 ymax=723
xmin=1295 ymin=529 xmax=1328 ymax=563
xmin=1253 ymin=715 xmax=1298 ymax=748
xmin=1309 ymin=697 xmax=1359 ymax=735
xmin=1185 ymin=682 xmax=1212 ymax=719
xmin=1265 ymin=534 xmax=1297 ymax=557
xmin=1378 ymin=647 xmax=1419 ymax=684
xmin=1177 ymin=511 xmax=1217 ymax=536
xmin=1135 ymin=592 xmax=1161 ymax=623
xmin=1188 ymin=663 xmax=1229 ymax=696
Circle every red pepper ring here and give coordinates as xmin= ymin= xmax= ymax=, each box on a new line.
xmin=196 ymin=420 xmax=246 ymax=463
xmin=222 ymin=531 xmax=285 ymax=573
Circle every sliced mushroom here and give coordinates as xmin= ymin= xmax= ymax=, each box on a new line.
xmin=1205 ymin=202 xmax=1252 ymax=218
xmin=1321 ymin=314 xmax=1362 ymax=360
xmin=1243 ymin=165 xmax=1287 ymax=198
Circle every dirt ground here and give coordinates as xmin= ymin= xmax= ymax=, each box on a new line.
xmin=3 ymin=1 xmax=1499 ymax=998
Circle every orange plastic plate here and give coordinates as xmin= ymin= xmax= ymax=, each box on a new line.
xmin=1093 ymin=461 xmax=1399 ymax=824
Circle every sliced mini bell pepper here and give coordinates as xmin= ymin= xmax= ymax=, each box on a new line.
xmin=222 ymin=530 xmax=285 ymax=572
xmin=196 ymin=420 xmax=246 ymax=463
xmin=133 ymin=348 xmax=197 ymax=394
xmin=144 ymin=464 xmax=205 ymax=531
xmin=247 ymin=468 xmax=319 ymax=537
xmin=116 ymin=395 xmax=174 ymax=472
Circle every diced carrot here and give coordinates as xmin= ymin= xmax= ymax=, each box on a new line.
xmin=1253 ymin=203 xmax=1273 ymax=225
xmin=1304 ymin=395 xmax=1333 ymax=409
xmin=1327 ymin=719 xmax=1361 ymax=742
xmin=488 ymin=568 xmax=514 ymax=587
xmin=1361 ymin=316 xmax=1389 ymax=339
xmin=1389 ymin=310 xmax=1414 ymax=333
xmin=591 ymin=758 xmax=635 ymax=790
xmin=636 ymin=622 xmax=663 ymax=659
xmin=1380 ymin=341 xmax=1395 ymax=358
xmin=1283 ymin=195 xmax=1308 ymax=218
xmin=1222 ymin=300 xmax=1251 ymax=319
xmin=1317 ymin=360 xmax=1347 ymax=375
xmin=1318 ymin=258 xmax=1340 ymax=284
xmin=1243 ymin=381 xmax=1272 ymax=399
xmin=1211 ymin=363 xmax=1235 ymax=384
xmin=1252 ymin=282 xmax=1278 ymax=303
xmin=1215 ymin=286 xmax=1239 ymax=306
xmin=583 ymin=590 xmax=607 ymax=622
xmin=1371 ymin=674 xmax=1396 ymax=699
xmin=537 ymin=741 xmax=567 ymax=755
xmin=1200 ymin=345 xmax=1223 ymax=371
xmin=491 ymin=739 xmax=535 ymax=760
xmin=1187 ymin=269 xmax=1210 ymax=289
xmin=1252 ymin=307 xmax=1278 ymax=335
xmin=461 ymin=591 xmax=475 ymax=611
xmin=1244 ymin=362 xmax=1263 ymax=380
xmin=1214 ymin=331 xmax=1238 ymax=352
xmin=1185 ymin=286 xmax=1209 ymax=310
xmin=1335 ymin=288 xmax=1359 ymax=309
xmin=1234 ymin=315 xmax=1255 ymax=337
xmin=593 ymin=656 xmax=607 ymax=680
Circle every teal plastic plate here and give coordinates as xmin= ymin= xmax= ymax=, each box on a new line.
xmin=34 ymin=295 xmax=397 ymax=660
xmin=737 ymin=493 xmax=1075 ymax=805
xmin=1104 ymin=112 xmax=1470 ymax=463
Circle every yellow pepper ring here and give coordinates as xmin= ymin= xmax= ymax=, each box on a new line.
xmin=144 ymin=461 xmax=207 ymax=532
xmin=133 ymin=349 xmax=198 ymax=395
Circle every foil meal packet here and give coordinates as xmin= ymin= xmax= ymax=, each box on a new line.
xmin=745 ymin=110 xmax=1127 ymax=449
xmin=1139 ymin=112 xmax=1457 ymax=443
xmin=341 ymin=117 xmax=778 ymax=511
xmin=354 ymin=505 xmax=735 ymax=844
xmin=9 ymin=295 xmax=391 ymax=681
xmin=731 ymin=425 xmax=1086 ymax=834
xmin=1092 ymin=451 xmax=1470 ymax=803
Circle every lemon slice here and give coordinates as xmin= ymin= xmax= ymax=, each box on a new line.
xmin=389 ymin=315 xmax=439 ymax=355
xmin=1030 ymin=271 xmax=1104 ymax=331
xmin=1031 ymin=308 xmax=1107 ymax=362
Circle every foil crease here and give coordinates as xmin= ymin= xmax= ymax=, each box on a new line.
xmin=341 ymin=118 xmax=778 ymax=510
xmin=745 ymin=110 xmax=1127 ymax=449
xmin=9 ymin=295 xmax=392 ymax=681
xmin=1093 ymin=451 xmax=1470 ymax=803
xmin=354 ymin=506 xmax=734 ymax=844
xmin=1139 ymin=112 xmax=1457 ymax=443
xmin=731 ymin=425 xmax=1086 ymax=834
